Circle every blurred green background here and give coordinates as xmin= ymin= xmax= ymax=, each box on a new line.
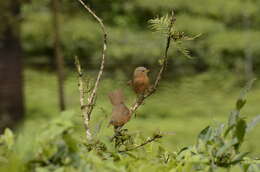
xmin=22 ymin=0 xmax=260 ymax=77
xmin=1 ymin=0 xmax=260 ymax=166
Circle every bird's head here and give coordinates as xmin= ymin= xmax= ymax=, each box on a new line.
xmin=134 ymin=66 xmax=149 ymax=76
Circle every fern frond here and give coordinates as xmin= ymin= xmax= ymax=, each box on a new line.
xmin=183 ymin=33 xmax=202 ymax=41
xmin=175 ymin=41 xmax=192 ymax=59
xmin=149 ymin=12 xmax=200 ymax=59
xmin=148 ymin=15 xmax=172 ymax=35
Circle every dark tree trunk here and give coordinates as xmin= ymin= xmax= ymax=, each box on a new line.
xmin=0 ymin=0 xmax=24 ymax=132
xmin=52 ymin=0 xmax=66 ymax=111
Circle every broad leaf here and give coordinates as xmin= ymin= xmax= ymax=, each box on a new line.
xmin=224 ymin=124 xmax=235 ymax=138
xmin=216 ymin=139 xmax=238 ymax=157
xmin=198 ymin=126 xmax=213 ymax=143
xmin=228 ymin=110 xmax=239 ymax=127
xmin=236 ymin=99 xmax=247 ymax=111
xmin=238 ymin=79 xmax=256 ymax=100
xmin=235 ymin=119 xmax=247 ymax=145
xmin=246 ymin=115 xmax=260 ymax=132
xmin=230 ymin=152 xmax=250 ymax=165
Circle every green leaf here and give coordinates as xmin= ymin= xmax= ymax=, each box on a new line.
xmin=230 ymin=152 xmax=250 ymax=165
xmin=235 ymin=118 xmax=247 ymax=147
xmin=183 ymin=33 xmax=202 ymax=41
xmin=216 ymin=139 xmax=238 ymax=157
xmin=224 ymin=124 xmax=235 ymax=138
xmin=54 ymin=167 xmax=65 ymax=172
xmin=236 ymin=99 xmax=247 ymax=111
xmin=247 ymin=164 xmax=260 ymax=172
xmin=148 ymin=14 xmax=172 ymax=35
xmin=3 ymin=128 xmax=14 ymax=149
xmin=216 ymin=124 xmax=225 ymax=137
xmin=93 ymin=119 xmax=105 ymax=137
xmin=238 ymin=79 xmax=256 ymax=101
xmin=63 ymin=133 xmax=78 ymax=153
xmin=228 ymin=110 xmax=239 ymax=127
xmin=124 ymin=152 xmax=138 ymax=159
xmin=177 ymin=147 xmax=189 ymax=155
xmin=175 ymin=41 xmax=192 ymax=59
xmin=246 ymin=115 xmax=260 ymax=132
xmin=198 ymin=126 xmax=213 ymax=143
xmin=235 ymin=79 xmax=256 ymax=111
xmin=242 ymin=164 xmax=250 ymax=172
xmin=35 ymin=167 xmax=50 ymax=172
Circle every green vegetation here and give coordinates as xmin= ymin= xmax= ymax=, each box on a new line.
xmin=1 ymin=0 xmax=260 ymax=171
xmin=21 ymin=0 xmax=260 ymax=76
xmin=1 ymin=70 xmax=259 ymax=172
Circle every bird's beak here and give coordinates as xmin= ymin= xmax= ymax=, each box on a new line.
xmin=146 ymin=69 xmax=150 ymax=73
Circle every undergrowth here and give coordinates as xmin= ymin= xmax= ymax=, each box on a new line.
xmin=0 ymin=80 xmax=259 ymax=172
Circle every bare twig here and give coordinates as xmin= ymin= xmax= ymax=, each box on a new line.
xmin=75 ymin=0 xmax=108 ymax=141
xmin=119 ymin=134 xmax=162 ymax=153
xmin=77 ymin=0 xmax=106 ymax=34
xmin=130 ymin=11 xmax=176 ymax=114
xmin=75 ymin=56 xmax=92 ymax=140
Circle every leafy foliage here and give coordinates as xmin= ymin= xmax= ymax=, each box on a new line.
xmin=148 ymin=14 xmax=201 ymax=59
xmin=1 ymin=81 xmax=260 ymax=172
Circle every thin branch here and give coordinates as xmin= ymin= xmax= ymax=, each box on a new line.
xmin=119 ymin=134 xmax=162 ymax=153
xmin=75 ymin=56 xmax=92 ymax=140
xmin=75 ymin=0 xmax=108 ymax=140
xmin=77 ymin=0 xmax=106 ymax=34
xmin=130 ymin=11 xmax=176 ymax=114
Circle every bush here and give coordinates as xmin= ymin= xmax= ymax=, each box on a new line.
xmin=0 ymin=81 xmax=259 ymax=172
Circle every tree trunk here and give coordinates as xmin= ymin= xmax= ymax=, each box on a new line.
xmin=52 ymin=0 xmax=66 ymax=111
xmin=0 ymin=0 xmax=24 ymax=132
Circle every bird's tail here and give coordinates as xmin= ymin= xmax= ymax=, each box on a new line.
xmin=108 ymin=89 xmax=124 ymax=105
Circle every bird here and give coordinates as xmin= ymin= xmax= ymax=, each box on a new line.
xmin=108 ymin=89 xmax=131 ymax=130
xmin=129 ymin=66 xmax=150 ymax=95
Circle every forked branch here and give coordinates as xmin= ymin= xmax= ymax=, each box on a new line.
xmin=75 ymin=0 xmax=107 ymax=141
xmin=75 ymin=56 xmax=92 ymax=140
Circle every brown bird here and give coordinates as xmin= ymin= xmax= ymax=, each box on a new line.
xmin=108 ymin=89 xmax=131 ymax=130
xmin=130 ymin=66 xmax=150 ymax=95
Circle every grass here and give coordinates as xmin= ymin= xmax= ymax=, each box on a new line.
xmin=22 ymin=69 xmax=260 ymax=158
